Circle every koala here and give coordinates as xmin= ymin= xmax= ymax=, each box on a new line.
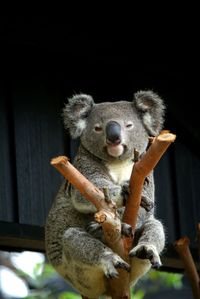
xmin=45 ymin=91 xmax=165 ymax=298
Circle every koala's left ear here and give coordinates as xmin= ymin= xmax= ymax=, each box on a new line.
xmin=133 ymin=90 xmax=165 ymax=136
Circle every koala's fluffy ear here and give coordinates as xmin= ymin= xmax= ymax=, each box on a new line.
xmin=133 ymin=90 xmax=165 ymax=136
xmin=62 ymin=94 xmax=94 ymax=138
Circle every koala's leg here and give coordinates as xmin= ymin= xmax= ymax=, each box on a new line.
xmin=62 ymin=227 xmax=130 ymax=278
xmin=129 ymin=217 xmax=165 ymax=268
xmin=60 ymin=227 xmax=130 ymax=298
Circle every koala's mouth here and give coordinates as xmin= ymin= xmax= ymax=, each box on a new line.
xmin=106 ymin=143 xmax=125 ymax=158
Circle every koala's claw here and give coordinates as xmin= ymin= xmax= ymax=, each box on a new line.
xmin=86 ymin=221 xmax=103 ymax=240
xmin=102 ymin=256 xmax=119 ymax=279
xmin=129 ymin=244 xmax=162 ymax=268
xmin=102 ymin=253 xmax=130 ymax=279
xmin=122 ymin=182 xmax=130 ymax=195
xmin=86 ymin=221 xmax=101 ymax=232
xmin=113 ymin=254 xmax=131 ymax=272
xmin=121 ymin=182 xmax=130 ymax=203
xmin=115 ymin=260 xmax=131 ymax=272
xmin=105 ymin=269 xmax=119 ymax=279
xmin=121 ymin=223 xmax=133 ymax=237
xmin=144 ymin=176 xmax=150 ymax=186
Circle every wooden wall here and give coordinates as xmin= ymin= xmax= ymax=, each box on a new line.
xmin=0 ymin=76 xmax=67 ymax=250
xmin=0 ymin=19 xmax=199 ymax=272
xmin=1 ymin=74 xmax=200 ymax=272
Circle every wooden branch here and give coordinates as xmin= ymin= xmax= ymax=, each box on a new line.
xmin=51 ymin=130 xmax=176 ymax=299
xmin=174 ymin=237 xmax=200 ymax=299
xmin=51 ymin=156 xmax=111 ymax=212
xmin=123 ymin=131 xmax=176 ymax=252
xmin=95 ymin=210 xmax=125 ymax=256
xmin=108 ymin=131 xmax=176 ymax=298
xmin=51 ymin=156 xmax=122 ymax=247
xmin=51 ymin=156 xmax=127 ymax=298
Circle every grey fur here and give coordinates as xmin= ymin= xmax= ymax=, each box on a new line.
xmin=45 ymin=91 xmax=165 ymax=298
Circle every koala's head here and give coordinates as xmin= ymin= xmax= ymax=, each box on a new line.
xmin=63 ymin=91 xmax=165 ymax=161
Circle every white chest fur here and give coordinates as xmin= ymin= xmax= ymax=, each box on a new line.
xmin=106 ymin=159 xmax=134 ymax=185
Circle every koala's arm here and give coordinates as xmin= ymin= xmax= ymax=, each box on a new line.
xmin=70 ymin=176 xmax=123 ymax=214
xmin=121 ymin=172 xmax=155 ymax=213
xmin=70 ymin=179 xmax=122 ymax=214
xmin=71 ymin=147 xmax=155 ymax=215
xmin=71 ymin=146 xmax=124 ymax=214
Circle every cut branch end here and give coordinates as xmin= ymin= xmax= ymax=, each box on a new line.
xmin=51 ymin=156 xmax=69 ymax=165
xmin=157 ymin=132 xmax=176 ymax=142
xmin=174 ymin=236 xmax=190 ymax=248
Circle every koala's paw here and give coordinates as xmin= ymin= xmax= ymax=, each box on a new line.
xmin=121 ymin=181 xmax=130 ymax=203
xmin=129 ymin=243 xmax=162 ymax=269
xmin=102 ymin=186 xmax=122 ymax=205
xmin=141 ymin=196 xmax=154 ymax=212
xmin=101 ymin=253 xmax=130 ymax=279
xmin=121 ymin=223 xmax=133 ymax=237
xmin=86 ymin=221 xmax=103 ymax=240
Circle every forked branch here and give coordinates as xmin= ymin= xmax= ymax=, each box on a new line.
xmin=51 ymin=131 xmax=176 ymax=299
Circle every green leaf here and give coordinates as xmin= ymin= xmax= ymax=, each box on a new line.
xmin=131 ymin=289 xmax=145 ymax=299
xmin=58 ymin=291 xmax=81 ymax=299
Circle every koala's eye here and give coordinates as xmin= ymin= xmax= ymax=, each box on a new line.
xmin=94 ymin=125 xmax=103 ymax=132
xmin=126 ymin=122 xmax=134 ymax=129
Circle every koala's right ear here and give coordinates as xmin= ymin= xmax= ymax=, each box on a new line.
xmin=133 ymin=90 xmax=165 ymax=136
xmin=62 ymin=94 xmax=94 ymax=138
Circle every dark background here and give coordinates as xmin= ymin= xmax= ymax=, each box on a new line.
xmin=0 ymin=16 xmax=199 ymax=273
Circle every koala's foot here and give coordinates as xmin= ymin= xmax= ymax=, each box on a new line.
xmin=101 ymin=253 xmax=130 ymax=278
xmin=129 ymin=243 xmax=161 ymax=269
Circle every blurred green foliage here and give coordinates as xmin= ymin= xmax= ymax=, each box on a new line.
xmin=22 ymin=262 xmax=183 ymax=299
xmin=131 ymin=269 xmax=183 ymax=299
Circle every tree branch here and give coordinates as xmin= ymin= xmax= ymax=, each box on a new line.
xmin=51 ymin=131 xmax=176 ymax=299
xmin=51 ymin=157 xmax=126 ymax=299
xmin=174 ymin=237 xmax=200 ymax=299
xmin=104 ymin=131 xmax=176 ymax=298
xmin=51 ymin=156 xmax=122 ymax=247
xmin=123 ymin=131 xmax=176 ymax=253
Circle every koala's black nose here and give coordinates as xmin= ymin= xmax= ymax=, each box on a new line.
xmin=106 ymin=121 xmax=121 ymax=145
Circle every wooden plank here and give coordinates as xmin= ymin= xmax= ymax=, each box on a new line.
xmin=161 ymin=257 xmax=200 ymax=273
xmin=0 ymin=83 xmax=15 ymax=222
xmin=174 ymin=141 xmax=200 ymax=247
xmin=12 ymin=77 xmax=66 ymax=226
xmin=0 ymin=221 xmax=44 ymax=251
xmin=0 ymin=237 xmax=44 ymax=252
